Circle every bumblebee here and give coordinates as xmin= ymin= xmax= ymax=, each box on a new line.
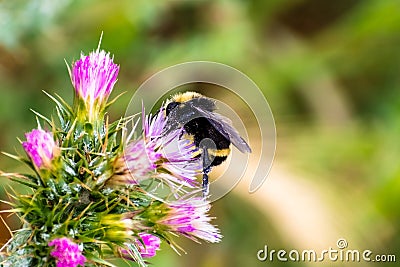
xmin=163 ymin=91 xmax=251 ymax=196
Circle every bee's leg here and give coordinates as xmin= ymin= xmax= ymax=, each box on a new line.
xmin=202 ymin=147 xmax=212 ymax=197
xmin=202 ymin=167 xmax=211 ymax=197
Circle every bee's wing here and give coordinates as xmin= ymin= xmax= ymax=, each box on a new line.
xmin=193 ymin=107 xmax=252 ymax=153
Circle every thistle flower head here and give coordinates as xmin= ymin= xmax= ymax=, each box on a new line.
xmin=159 ymin=198 xmax=222 ymax=243
xmin=135 ymin=233 xmax=161 ymax=258
xmin=3 ymin=41 xmax=226 ymax=267
xmin=70 ymin=47 xmax=119 ymax=121
xmin=22 ymin=128 xmax=57 ymax=169
xmin=120 ymin=232 xmax=160 ymax=262
xmin=110 ymin=108 xmax=201 ymax=190
xmin=48 ymin=237 xmax=86 ymax=267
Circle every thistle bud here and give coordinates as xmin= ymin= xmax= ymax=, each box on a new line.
xmin=100 ymin=214 xmax=135 ymax=242
xmin=134 ymin=233 xmax=161 ymax=258
xmin=22 ymin=129 xmax=57 ymax=169
xmin=70 ymin=48 xmax=119 ymax=122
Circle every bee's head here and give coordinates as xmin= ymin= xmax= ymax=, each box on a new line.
xmin=165 ymin=101 xmax=180 ymax=116
xmin=165 ymin=91 xmax=203 ymax=116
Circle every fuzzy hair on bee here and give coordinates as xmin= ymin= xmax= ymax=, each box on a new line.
xmin=162 ymin=91 xmax=251 ymax=196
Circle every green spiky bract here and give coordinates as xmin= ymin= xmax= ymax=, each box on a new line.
xmin=0 ymin=91 xmax=160 ymax=266
xmin=0 ymin=45 xmax=222 ymax=267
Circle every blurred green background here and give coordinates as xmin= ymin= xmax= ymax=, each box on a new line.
xmin=0 ymin=0 xmax=399 ymax=266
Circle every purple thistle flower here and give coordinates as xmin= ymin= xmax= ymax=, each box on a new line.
xmin=160 ymin=198 xmax=222 ymax=243
xmin=120 ymin=233 xmax=161 ymax=261
xmin=69 ymin=48 xmax=119 ymax=120
xmin=22 ymin=129 xmax=57 ymax=169
xmin=71 ymin=49 xmax=119 ymax=102
xmin=135 ymin=232 xmax=161 ymax=258
xmin=112 ymin=108 xmax=201 ymax=189
xmin=123 ymin=139 xmax=162 ymax=181
xmin=48 ymin=237 xmax=86 ymax=267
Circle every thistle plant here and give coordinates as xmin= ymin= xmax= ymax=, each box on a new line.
xmin=0 ymin=43 xmax=221 ymax=267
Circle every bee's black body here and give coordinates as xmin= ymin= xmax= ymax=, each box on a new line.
xmin=164 ymin=92 xmax=251 ymax=196
xmin=182 ymin=117 xmax=230 ymax=166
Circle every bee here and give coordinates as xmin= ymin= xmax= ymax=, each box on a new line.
xmin=163 ymin=91 xmax=251 ymax=196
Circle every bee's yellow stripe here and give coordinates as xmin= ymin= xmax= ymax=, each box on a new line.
xmin=207 ymin=148 xmax=231 ymax=157
xmin=172 ymin=91 xmax=202 ymax=103
xmin=181 ymin=133 xmax=231 ymax=158
xmin=191 ymin=150 xmax=202 ymax=158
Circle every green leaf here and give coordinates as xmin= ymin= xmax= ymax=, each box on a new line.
xmin=104 ymin=92 xmax=126 ymax=110
xmin=9 ymin=177 xmax=39 ymax=189
xmin=30 ymin=109 xmax=53 ymax=126
xmin=42 ymin=90 xmax=72 ymax=115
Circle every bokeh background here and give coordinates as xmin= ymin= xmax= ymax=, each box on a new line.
xmin=0 ymin=0 xmax=399 ymax=266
